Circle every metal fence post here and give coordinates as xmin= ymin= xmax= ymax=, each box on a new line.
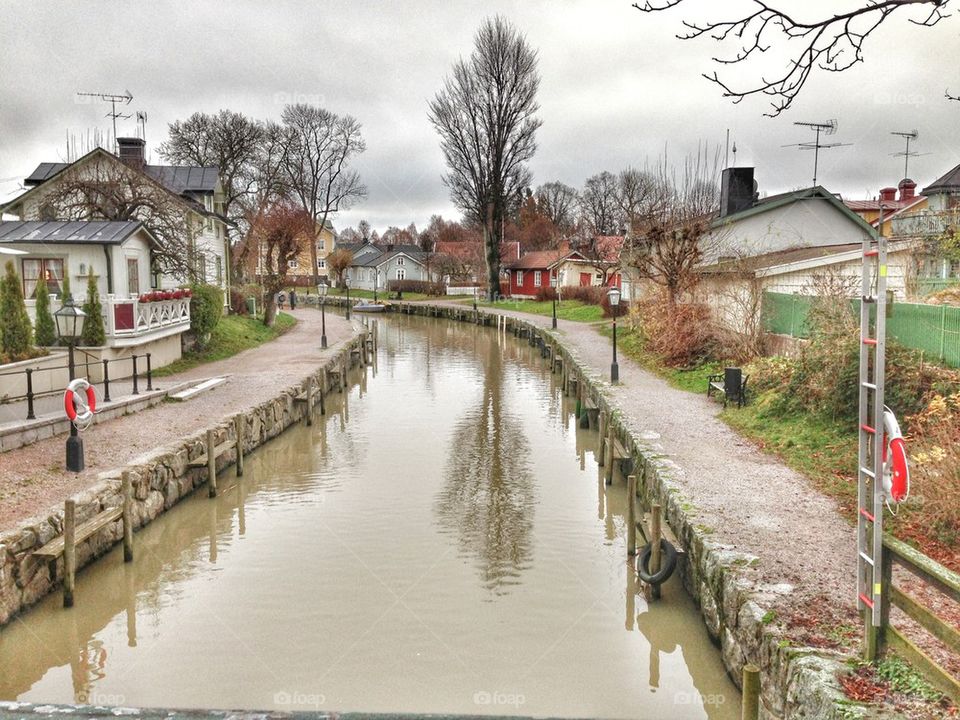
xmin=25 ymin=368 xmax=35 ymax=420
xmin=131 ymin=354 xmax=139 ymax=395
xmin=940 ymin=305 xmax=947 ymax=362
xmin=146 ymin=353 xmax=153 ymax=391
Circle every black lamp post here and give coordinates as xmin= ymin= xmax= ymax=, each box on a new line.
xmin=318 ymin=282 xmax=328 ymax=349
xmin=373 ymin=271 xmax=378 ymax=304
xmin=54 ymin=295 xmax=87 ymax=472
xmin=345 ymin=275 xmax=351 ymax=320
xmin=608 ymin=286 xmax=621 ymax=385
xmin=550 ymin=274 xmax=558 ymax=329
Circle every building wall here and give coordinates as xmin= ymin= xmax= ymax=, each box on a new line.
xmin=346 ymin=255 xmax=427 ymax=290
xmin=508 ymin=267 xmax=550 ymax=297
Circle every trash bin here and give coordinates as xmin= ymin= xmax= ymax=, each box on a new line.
xmin=245 ymin=297 xmax=257 ymax=315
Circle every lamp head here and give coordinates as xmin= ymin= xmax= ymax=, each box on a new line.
xmin=607 ymin=286 xmax=621 ymax=307
xmin=54 ymin=295 xmax=86 ymax=341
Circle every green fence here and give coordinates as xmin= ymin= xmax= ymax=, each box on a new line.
xmin=763 ymin=292 xmax=960 ymax=367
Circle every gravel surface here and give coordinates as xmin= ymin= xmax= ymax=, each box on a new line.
xmin=0 ymin=309 xmax=358 ymax=532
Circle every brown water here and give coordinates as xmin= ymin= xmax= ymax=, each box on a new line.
xmin=0 ymin=315 xmax=737 ymax=719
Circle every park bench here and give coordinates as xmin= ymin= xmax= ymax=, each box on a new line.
xmin=707 ymin=367 xmax=749 ymax=408
xmin=580 ymin=397 xmax=600 ymax=430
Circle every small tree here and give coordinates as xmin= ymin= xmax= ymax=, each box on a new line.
xmin=248 ymin=201 xmax=314 ymax=326
xmin=81 ymin=269 xmax=106 ymax=346
xmin=189 ymin=283 xmax=225 ymax=347
xmin=0 ymin=261 xmax=33 ymax=359
xmin=33 ymin=275 xmax=56 ymax=347
xmin=326 ymin=248 xmax=353 ymax=287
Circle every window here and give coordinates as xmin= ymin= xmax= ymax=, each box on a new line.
xmin=288 ymin=259 xmax=299 ymax=269
xmin=318 ymin=238 xmax=326 ymax=251
xmin=516 ymin=270 xmax=524 ymax=286
xmin=396 ymin=268 xmax=406 ymax=280
xmin=318 ymin=259 xmax=327 ymax=269
xmin=21 ymin=258 xmax=64 ymax=298
xmin=397 ymin=256 xmax=405 ymax=266
xmin=196 ymin=252 xmax=207 ymax=283
xmin=127 ymin=258 xmax=140 ymax=296
xmin=215 ymin=255 xmax=223 ymax=283
xmin=534 ymin=270 xmax=542 ymax=287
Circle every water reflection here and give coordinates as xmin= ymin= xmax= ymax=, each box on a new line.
xmin=435 ymin=330 xmax=535 ymax=594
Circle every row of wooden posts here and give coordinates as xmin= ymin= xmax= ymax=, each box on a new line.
xmin=41 ymin=326 xmax=375 ymax=611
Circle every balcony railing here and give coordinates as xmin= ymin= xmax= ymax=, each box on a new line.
xmin=891 ymin=209 xmax=960 ymax=238
xmin=105 ymin=295 xmax=191 ymax=339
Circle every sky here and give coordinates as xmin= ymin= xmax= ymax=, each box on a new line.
xmin=1 ymin=0 xmax=959 ymax=233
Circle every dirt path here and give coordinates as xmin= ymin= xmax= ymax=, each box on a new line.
xmin=0 ymin=309 xmax=358 ymax=532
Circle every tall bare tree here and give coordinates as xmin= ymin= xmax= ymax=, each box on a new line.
xmin=279 ymin=104 xmax=367 ymax=285
xmin=616 ymin=167 xmax=661 ymax=235
xmin=535 ymin=181 xmax=579 ymax=233
xmin=429 ymin=16 xmax=542 ymax=298
xmin=634 ymin=0 xmax=952 ymax=116
xmin=579 ymin=171 xmax=624 ymax=237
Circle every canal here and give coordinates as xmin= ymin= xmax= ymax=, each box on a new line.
xmin=0 ymin=314 xmax=737 ymax=719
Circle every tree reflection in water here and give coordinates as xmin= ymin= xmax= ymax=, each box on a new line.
xmin=435 ymin=330 xmax=536 ymax=595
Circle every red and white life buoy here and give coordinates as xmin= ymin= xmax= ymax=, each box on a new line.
xmin=882 ymin=407 xmax=909 ymax=503
xmin=64 ymin=378 xmax=96 ymax=425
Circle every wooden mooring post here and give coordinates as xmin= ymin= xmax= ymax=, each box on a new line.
xmin=305 ymin=377 xmax=314 ymax=426
xmin=650 ymin=503 xmax=662 ymax=600
xmin=627 ymin=474 xmax=637 ymax=557
xmin=234 ymin=415 xmax=245 ymax=477
xmin=63 ymin=499 xmax=76 ymax=608
xmin=206 ymin=429 xmax=218 ymax=498
xmin=121 ymin=472 xmax=134 ymax=562
xmin=741 ymin=664 xmax=760 ymax=720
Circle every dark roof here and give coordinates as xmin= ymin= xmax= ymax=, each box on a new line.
xmin=23 ymin=160 xmax=219 ymax=195
xmin=0 ymin=220 xmax=145 ymax=245
xmin=507 ymin=249 xmax=566 ymax=270
xmin=351 ymin=247 xmax=426 ymax=267
xmin=924 ymin=162 xmax=960 ymax=194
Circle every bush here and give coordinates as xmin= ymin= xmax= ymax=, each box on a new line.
xmin=561 ymin=285 xmax=604 ymax=304
xmin=631 ymin=295 xmax=719 ymax=368
xmin=386 ymin=279 xmax=446 ymax=296
xmin=229 ymin=287 xmax=248 ymax=315
xmin=0 ymin=261 xmax=33 ymax=359
xmin=534 ymin=286 xmax=558 ymax=302
xmin=81 ymin=270 xmax=106 ymax=346
xmin=189 ymin=283 xmax=224 ymax=348
xmin=600 ymin=288 xmax=629 ymax=318
xmin=33 ymin=277 xmax=56 ymax=347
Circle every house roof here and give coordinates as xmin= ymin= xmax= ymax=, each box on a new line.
xmin=507 ymin=249 xmax=567 ymax=270
xmin=0 ymin=220 xmax=148 ymax=245
xmin=349 ymin=246 xmax=426 ymax=268
xmin=701 ymin=239 xmax=913 ymax=277
xmin=923 ymin=162 xmax=960 ymax=194
xmin=711 ymin=185 xmax=875 ymax=235
xmin=24 ymin=160 xmax=219 ymax=195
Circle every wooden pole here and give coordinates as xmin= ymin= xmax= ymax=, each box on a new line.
xmin=207 ymin=429 xmax=218 ymax=498
xmin=319 ymin=370 xmax=327 ymax=415
xmin=121 ymin=472 xmax=133 ymax=562
xmin=305 ymin=377 xmax=313 ymax=426
xmin=741 ymin=664 xmax=760 ymax=720
xmin=651 ymin=503 xmax=662 ymax=600
xmin=63 ymin=499 xmax=76 ymax=607
xmin=627 ymin=474 xmax=637 ymax=557
xmin=234 ymin=415 xmax=244 ymax=477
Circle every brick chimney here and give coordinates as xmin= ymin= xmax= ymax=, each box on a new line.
xmin=898 ymin=178 xmax=917 ymax=202
xmin=879 ymin=187 xmax=897 ymax=203
xmin=116 ymin=137 xmax=146 ymax=170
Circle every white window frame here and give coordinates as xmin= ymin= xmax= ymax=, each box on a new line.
xmin=534 ymin=270 xmax=542 ymax=287
xmin=397 ymin=256 xmax=405 ymax=266
xmin=516 ymin=270 xmax=524 ymax=286
xmin=318 ymin=259 xmax=326 ymax=269
xmin=396 ymin=268 xmax=406 ymax=280
xmin=287 ymin=259 xmax=299 ymax=269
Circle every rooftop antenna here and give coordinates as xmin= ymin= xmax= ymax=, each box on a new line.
xmin=890 ymin=130 xmax=926 ymax=179
xmin=76 ymin=90 xmax=133 ymax=153
xmin=136 ymin=111 xmax=148 ymax=142
xmin=783 ymin=119 xmax=851 ymax=186
xmin=732 ymin=141 xmax=738 ymax=167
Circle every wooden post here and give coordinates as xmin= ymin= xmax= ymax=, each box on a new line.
xmin=305 ymin=377 xmax=313 ymax=426
xmin=121 ymin=472 xmax=134 ymax=562
xmin=627 ymin=475 xmax=637 ymax=557
xmin=650 ymin=503 xmax=662 ymax=600
xmin=604 ymin=433 xmax=615 ymax=485
xmin=741 ymin=664 xmax=760 ymax=720
xmin=879 ymin=547 xmax=892 ymax=653
xmin=63 ymin=499 xmax=76 ymax=608
xmin=207 ymin=429 xmax=218 ymax=498
xmin=234 ymin=415 xmax=244 ymax=477
xmin=319 ymin=370 xmax=327 ymax=416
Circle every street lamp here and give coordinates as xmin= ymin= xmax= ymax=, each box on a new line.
xmin=318 ymin=282 xmax=328 ymax=349
xmin=54 ymin=295 xmax=87 ymax=472
xmin=607 ymin=286 xmax=621 ymax=385
xmin=373 ymin=270 xmax=379 ymax=304
xmin=550 ymin=274 xmax=558 ymax=329
xmin=345 ymin=275 xmax=351 ymax=320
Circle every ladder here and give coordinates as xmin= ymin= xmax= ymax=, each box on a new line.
xmin=857 ymin=209 xmax=887 ymax=660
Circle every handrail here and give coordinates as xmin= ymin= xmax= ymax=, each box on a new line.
xmin=882 ymin=534 xmax=960 ymax=602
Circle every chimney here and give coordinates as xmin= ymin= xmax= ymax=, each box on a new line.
xmin=116 ymin=137 xmax=146 ymax=169
xmin=879 ymin=187 xmax=897 ymax=203
xmin=386 ymin=243 xmax=394 ymax=252
xmin=719 ymin=167 xmax=756 ymax=218
xmin=898 ymin=178 xmax=916 ymax=202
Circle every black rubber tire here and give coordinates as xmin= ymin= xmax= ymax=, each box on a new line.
xmin=637 ymin=538 xmax=678 ymax=585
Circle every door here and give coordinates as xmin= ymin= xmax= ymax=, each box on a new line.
xmin=579 ymin=272 xmax=592 ymax=287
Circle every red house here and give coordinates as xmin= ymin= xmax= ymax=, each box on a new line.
xmin=506 ymin=250 xmax=566 ymax=297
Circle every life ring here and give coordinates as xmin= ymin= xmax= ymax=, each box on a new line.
xmin=64 ymin=379 xmax=96 ymax=424
xmin=636 ymin=538 xmax=678 ymax=585
xmin=882 ymin=407 xmax=910 ymax=503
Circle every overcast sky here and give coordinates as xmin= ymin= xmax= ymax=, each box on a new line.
xmin=2 ymin=0 xmax=958 ymax=232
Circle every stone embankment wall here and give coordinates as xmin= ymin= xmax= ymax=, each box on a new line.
xmin=0 ymin=330 xmax=368 ymax=627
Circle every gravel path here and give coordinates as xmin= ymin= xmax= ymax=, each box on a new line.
xmin=437 ymin=301 xmax=857 ymax=613
xmin=0 ymin=309 xmax=358 ymax=532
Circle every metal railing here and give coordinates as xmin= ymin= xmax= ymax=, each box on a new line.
xmin=0 ymin=349 xmax=154 ymax=421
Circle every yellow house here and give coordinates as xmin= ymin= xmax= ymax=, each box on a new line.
xmin=844 ymin=179 xmax=926 ymax=237
xmin=286 ymin=220 xmax=336 ymax=280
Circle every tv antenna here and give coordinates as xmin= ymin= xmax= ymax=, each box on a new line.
xmin=136 ymin=111 xmax=148 ymax=142
xmin=76 ymin=90 xmax=133 ymax=153
xmin=783 ymin=119 xmax=851 ymax=186
xmin=890 ymin=130 xmax=927 ymax=179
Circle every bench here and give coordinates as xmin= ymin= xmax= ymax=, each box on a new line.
xmin=707 ymin=367 xmax=749 ymax=408
xmin=33 ymin=506 xmax=122 ymax=559
xmin=580 ymin=397 xmax=600 ymax=430
xmin=604 ymin=435 xmax=632 ymax=484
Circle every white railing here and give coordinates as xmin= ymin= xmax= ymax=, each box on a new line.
xmin=891 ymin=210 xmax=960 ymax=238
xmin=105 ymin=295 xmax=191 ymax=338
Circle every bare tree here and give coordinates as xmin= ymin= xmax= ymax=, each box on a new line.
xmin=634 ymin=0 xmax=952 ymax=116
xmin=248 ymin=201 xmax=314 ymax=326
xmin=580 ymin=171 xmax=624 ymax=237
xmin=279 ymin=104 xmax=367 ymax=285
xmin=616 ymin=167 xmax=661 ymax=234
xmin=535 ymin=181 xmax=579 ymax=232
xmin=43 ymin=155 xmax=201 ymax=283
xmin=429 ymin=16 xmax=542 ymax=298
xmin=325 ymin=247 xmax=354 ymax=288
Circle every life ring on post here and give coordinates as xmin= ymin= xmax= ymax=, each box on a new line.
xmin=882 ymin=407 xmax=910 ymax=503
xmin=64 ymin=379 xmax=96 ymax=425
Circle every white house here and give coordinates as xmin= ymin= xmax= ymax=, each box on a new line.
xmin=340 ymin=241 xmax=429 ymax=291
